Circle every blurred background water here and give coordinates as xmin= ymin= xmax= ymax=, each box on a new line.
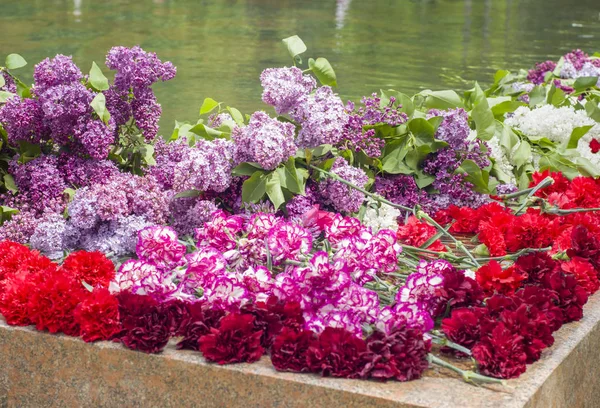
xmin=1 ymin=0 xmax=600 ymax=130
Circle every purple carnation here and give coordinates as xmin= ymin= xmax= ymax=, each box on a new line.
xmin=233 ymin=111 xmax=296 ymax=170
xmin=260 ymin=67 xmax=316 ymax=114
xmin=319 ymin=157 xmax=368 ymax=213
xmin=110 ymin=259 xmax=178 ymax=300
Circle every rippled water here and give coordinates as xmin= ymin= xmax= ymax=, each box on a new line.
xmin=2 ymin=0 xmax=600 ymax=130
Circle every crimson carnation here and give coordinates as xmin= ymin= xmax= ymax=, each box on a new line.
xmin=539 ymin=270 xmax=588 ymax=323
xmin=396 ymin=216 xmax=445 ymax=252
xmin=505 ymin=211 xmax=553 ymax=252
xmin=361 ymin=325 xmax=431 ymax=382
xmin=448 ymin=206 xmax=480 ymax=234
xmin=61 ymin=250 xmax=116 ymax=287
xmin=241 ymin=296 xmax=304 ymax=348
xmin=74 ymin=287 xmax=121 ymax=342
xmin=513 ymin=286 xmax=564 ymax=332
xmin=306 ymin=327 xmax=368 ymax=378
xmin=515 ymin=252 xmax=558 ymax=284
xmin=177 ymin=302 xmax=225 ymax=351
xmin=568 ymin=225 xmax=600 ymax=270
xmin=199 ymin=313 xmax=264 ymax=364
xmin=561 ymin=257 xmax=600 ymax=295
xmin=271 ymin=328 xmax=315 ymax=373
xmin=476 ymin=261 xmax=526 ymax=296
xmin=27 ymin=268 xmax=87 ymax=336
xmin=0 ymin=270 xmax=39 ymax=325
xmin=118 ymin=292 xmax=171 ymax=353
xmin=441 ymin=307 xmax=486 ymax=353
xmin=471 ymin=322 xmax=528 ymax=379
xmin=565 ymin=177 xmax=600 ymax=208
xmin=0 ymin=241 xmax=41 ymax=281
xmin=433 ymin=268 xmax=484 ymax=317
xmin=160 ymin=298 xmax=190 ymax=336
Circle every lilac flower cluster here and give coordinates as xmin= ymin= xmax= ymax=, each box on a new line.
xmin=260 ymin=67 xmax=316 ymax=115
xmin=427 ymin=108 xmax=470 ymax=148
xmin=527 ymin=60 xmax=557 ymax=85
xmin=0 ymin=71 xmax=16 ymax=93
xmin=232 ymin=111 xmax=296 ymax=170
xmin=375 ymin=175 xmax=432 ymax=214
xmin=105 ymin=46 xmax=177 ymax=141
xmin=292 ymin=86 xmax=349 ymax=148
xmin=560 ymin=49 xmax=600 ymax=83
xmin=319 ymin=157 xmax=369 ymax=213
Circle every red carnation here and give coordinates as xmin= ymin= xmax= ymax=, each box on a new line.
xmin=0 ymin=269 xmax=39 ymax=325
xmin=271 ymin=327 xmax=315 ymax=373
xmin=448 ymin=206 xmax=480 ymax=234
xmin=160 ymin=298 xmax=191 ymax=336
xmin=0 ymin=241 xmax=40 ymax=281
xmin=476 ymin=261 xmax=526 ymax=296
xmin=561 ymin=257 xmax=600 ymax=295
xmin=505 ymin=211 xmax=553 ymax=252
xmin=471 ymin=322 xmax=528 ymax=379
xmin=396 ymin=216 xmax=446 ymax=252
xmin=477 ymin=221 xmax=507 ymax=257
xmin=590 ymin=139 xmax=600 ymax=154
xmin=74 ymin=287 xmax=121 ymax=342
xmin=177 ymin=302 xmax=225 ymax=351
xmin=530 ymin=170 xmax=570 ymax=198
xmin=565 ymin=177 xmax=600 ymax=208
xmin=242 ymin=297 xmax=305 ymax=348
xmin=199 ymin=313 xmax=264 ymax=364
xmin=360 ymin=325 xmax=431 ymax=382
xmin=441 ymin=307 xmax=486 ymax=353
xmin=27 ymin=268 xmax=87 ymax=336
xmin=306 ymin=327 xmax=368 ymax=379
xmin=61 ymin=250 xmax=116 ymax=287
xmin=117 ymin=292 xmax=171 ymax=353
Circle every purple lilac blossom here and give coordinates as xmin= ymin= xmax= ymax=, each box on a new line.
xmin=169 ymin=197 xmax=218 ymax=236
xmin=75 ymin=215 xmax=153 ymax=257
xmin=260 ymin=67 xmax=316 ymax=115
xmin=292 ymin=86 xmax=349 ymax=148
xmin=105 ymin=46 xmax=176 ymax=91
xmin=426 ymin=108 xmax=470 ymax=148
xmin=33 ymin=55 xmax=83 ymax=93
xmin=29 ymin=213 xmax=69 ymax=259
xmin=0 ymin=97 xmax=49 ymax=145
xmin=232 ymin=111 xmax=296 ymax=170
xmin=527 ymin=60 xmax=557 ymax=85
xmin=375 ymin=175 xmax=432 ymax=215
xmin=58 ymin=155 xmax=118 ymax=187
xmin=318 ymin=157 xmax=368 ymax=213
xmin=0 ymin=71 xmax=16 ymax=93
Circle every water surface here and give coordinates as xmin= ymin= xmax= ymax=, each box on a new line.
xmin=2 ymin=0 xmax=600 ymax=130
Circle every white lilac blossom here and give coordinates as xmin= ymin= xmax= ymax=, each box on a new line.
xmin=362 ymin=198 xmax=401 ymax=233
xmin=292 ymin=86 xmax=349 ymax=148
xmin=319 ymin=157 xmax=369 ymax=213
xmin=77 ymin=215 xmax=153 ymax=256
xmin=260 ymin=67 xmax=316 ymax=114
xmin=29 ymin=213 xmax=69 ymax=259
xmin=232 ymin=111 xmax=296 ymax=170
xmin=487 ymin=136 xmax=516 ymax=184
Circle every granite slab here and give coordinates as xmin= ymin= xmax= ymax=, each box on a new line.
xmin=2 ymin=292 xmax=600 ymax=408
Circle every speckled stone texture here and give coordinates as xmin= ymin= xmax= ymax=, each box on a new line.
xmin=2 ymin=293 xmax=600 ymax=408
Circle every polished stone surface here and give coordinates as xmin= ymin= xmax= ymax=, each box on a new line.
xmin=2 ymin=293 xmax=600 ymax=407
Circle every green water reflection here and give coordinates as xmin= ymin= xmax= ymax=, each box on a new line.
xmin=1 ymin=0 xmax=600 ymax=130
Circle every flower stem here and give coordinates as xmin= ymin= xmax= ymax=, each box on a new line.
xmin=429 ymin=332 xmax=472 ymax=356
xmin=514 ymin=177 xmax=554 ymax=215
xmin=428 ymin=354 xmax=505 ymax=385
xmin=474 ymin=246 xmax=552 ymax=262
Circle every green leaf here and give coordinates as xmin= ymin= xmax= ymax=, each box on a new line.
xmin=0 ymin=91 xmax=16 ymax=103
xmin=528 ymin=86 xmax=546 ymax=106
xmin=277 ymin=158 xmax=303 ymax=194
xmin=139 ymin=144 xmax=156 ymax=166
xmin=3 ymin=174 xmax=17 ymax=193
xmin=471 ymin=84 xmax=496 ymax=141
xmin=567 ymin=125 xmax=593 ymax=149
xmin=0 ymin=75 xmax=5 ymax=88
xmin=233 ymin=162 xmax=265 ymax=176
xmin=381 ymin=137 xmax=411 ymax=174
xmin=63 ymin=187 xmax=76 ymax=201
xmin=573 ymin=156 xmax=600 ymax=177
xmin=586 ymin=101 xmax=600 ymax=122
xmin=174 ymin=189 xmax=201 ymax=199
xmin=199 ymin=98 xmax=220 ymax=115
xmin=282 ymin=35 xmax=307 ymax=60
xmin=90 ymin=93 xmax=111 ymax=124
xmin=89 ymin=62 xmax=109 ymax=91
xmin=5 ymin=54 xmax=27 ymax=70
xmin=491 ymin=100 xmax=526 ymax=119
xmin=308 ymin=57 xmax=337 ymax=87
xmin=574 ymin=76 xmax=598 ymax=91
xmin=422 ymin=90 xmax=463 ymax=110
xmin=494 ymin=121 xmax=520 ymax=152
xmin=266 ymin=172 xmax=285 ymax=210
xmin=227 ymin=106 xmax=244 ymax=125
xmin=0 ymin=206 xmax=18 ymax=224
xmin=456 ymin=159 xmax=490 ymax=193
xmin=414 ymin=172 xmax=435 ymax=189
xmin=189 ymin=123 xmax=225 ymax=140
xmin=242 ymin=171 xmax=267 ymax=203
xmin=512 ymin=141 xmax=532 ymax=169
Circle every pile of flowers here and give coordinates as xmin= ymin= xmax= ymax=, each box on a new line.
xmin=2 ymin=38 xmax=600 ymax=384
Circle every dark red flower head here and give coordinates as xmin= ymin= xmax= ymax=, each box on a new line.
xmin=198 ymin=313 xmax=264 ymax=364
xmin=433 ymin=268 xmax=484 ymax=316
xmin=361 ymin=324 xmax=431 ymax=382
xmin=306 ymin=327 xmax=368 ymax=379
xmin=471 ymin=322 xmax=527 ymax=379
xmin=441 ymin=307 xmax=487 ymax=353
xmin=176 ymin=302 xmax=225 ymax=351
xmin=539 ymin=270 xmax=588 ymax=323
xmin=513 ymin=286 xmax=564 ymax=332
xmin=515 ymin=252 xmax=559 ymax=284
xmin=271 ymin=327 xmax=315 ymax=373
xmin=61 ymin=250 xmax=116 ymax=287
xmin=567 ymin=225 xmax=600 ymax=270
xmin=561 ymin=257 xmax=600 ymax=295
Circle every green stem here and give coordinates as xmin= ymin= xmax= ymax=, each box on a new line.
xmin=430 ymin=332 xmax=472 ymax=356
xmin=428 ymin=354 xmax=505 ymax=385
xmin=543 ymin=206 xmax=600 ymax=215
xmin=475 ymin=246 xmax=551 ymax=262
xmin=514 ymin=176 xmax=554 ymax=215
xmin=417 ymin=211 xmax=480 ymax=267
